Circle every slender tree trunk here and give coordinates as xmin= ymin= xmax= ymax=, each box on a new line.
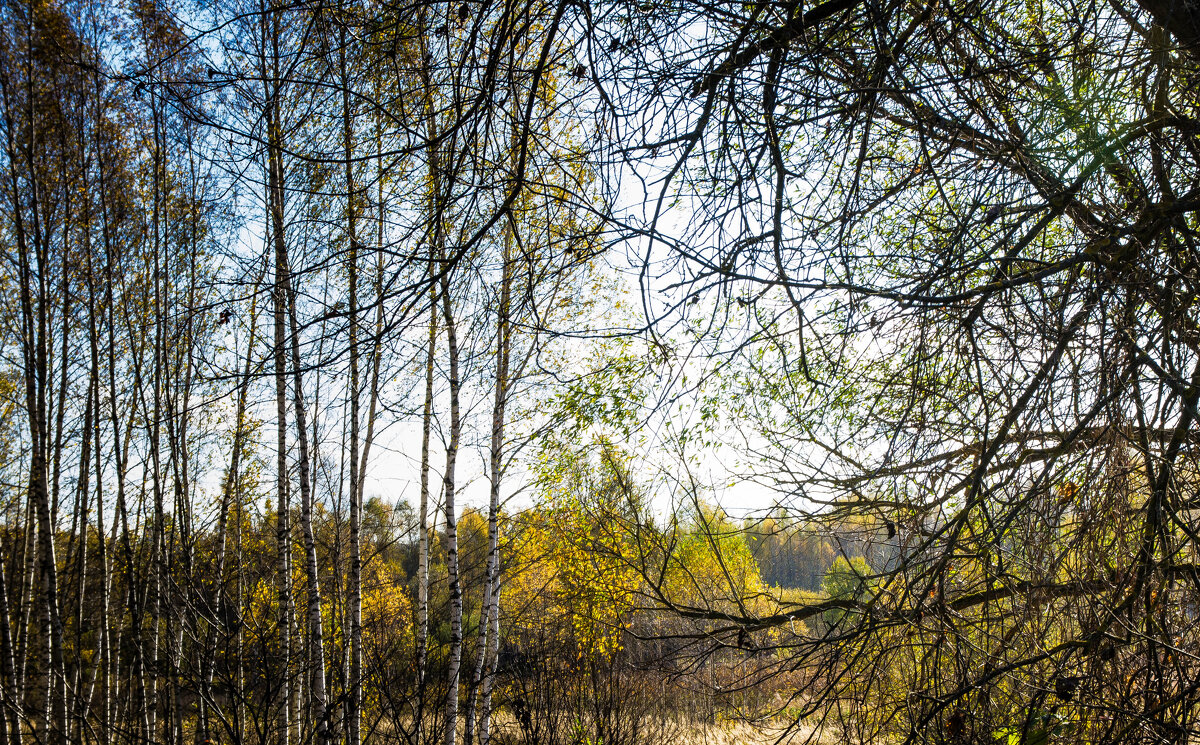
xmin=415 ymin=274 xmax=437 ymax=744
xmin=270 ymin=159 xmax=294 ymax=745
xmin=14 ymin=498 xmax=32 ymax=733
xmin=90 ymin=377 xmax=110 ymax=745
xmin=415 ymin=19 xmax=444 ymax=739
xmin=203 ymin=265 xmax=263 ymax=745
xmin=286 ymin=187 xmax=327 ymax=745
xmin=341 ymin=18 xmax=363 ymax=745
xmin=0 ymin=508 xmax=19 ymax=745
xmin=88 ymin=57 xmax=125 ymax=745
xmin=74 ymin=104 xmax=103 ymax=745
xmin=441 ymin=278 xmax=464 ymax=745
xmin=271 ymin=202 xmax=294 ymax=745
xmin=68 ymin=325 xmax=94 ymax=743
xmin=263 ymin=0 xmax=293 ymax=740
xmin=468 ymin=226 xmax=512 ymax=745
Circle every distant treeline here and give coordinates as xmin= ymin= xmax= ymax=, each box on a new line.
xmin=744 ymin=512 xmax=896 ymax=592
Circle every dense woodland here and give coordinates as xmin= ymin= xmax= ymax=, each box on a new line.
xmin=4 ymin=0 xmax=1200 ymax=743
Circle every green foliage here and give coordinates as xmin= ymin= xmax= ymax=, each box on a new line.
xmin=822 ymin=556 xmax=873 ymax=627
xmin=821 ymin=556 xmax=874 ymax=601
xmin=994 ymin=708 xmax=1072 ymax=745
xmin=664 ymin=503 xmax=766 ymax=609
xmin=547 ymin=341 xmax=649 ymax=440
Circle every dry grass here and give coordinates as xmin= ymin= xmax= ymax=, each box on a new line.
xmin=673 ymin=719 xmax=830 ymax=745
xmin=481 ymin=709 xmax=830 ymax=745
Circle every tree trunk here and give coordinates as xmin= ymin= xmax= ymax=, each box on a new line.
xmin=342 ymin=18 xmax=363 ymax=745
xmin=268 ymin=62 xmax=293 ymax=745
xmin=465 ymin=225 xmax=512 ymax=745
xmin=416 ymin=273 xmax=437 ymax=744
xmin=441 ymin=279 xmax=464 ymax=745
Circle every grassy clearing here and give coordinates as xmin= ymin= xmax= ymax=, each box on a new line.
xmin=478 ymin=709 xmax=830 ymax=745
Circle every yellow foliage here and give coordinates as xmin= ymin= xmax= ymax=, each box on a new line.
xmin=504 ymin=503 xmax=638 ymax=661
xmin=664 ymin=509 xmax=767 ymax=610
xmin=361 ymin=561 xmax=414 ymax=660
